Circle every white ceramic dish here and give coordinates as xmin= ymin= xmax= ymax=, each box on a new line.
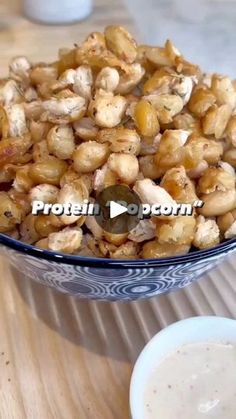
xmin=130 ymin=316 xmax=236 ymax=419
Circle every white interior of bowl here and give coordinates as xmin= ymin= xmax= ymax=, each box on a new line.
xmin=130 ymin=316 xmax=236 ymax=419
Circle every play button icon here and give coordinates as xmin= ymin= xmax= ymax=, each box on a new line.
xmin=110 ymin=201 xmax=128 ymax=219
xmin=95 ymin=185 xmax=142 ymax=234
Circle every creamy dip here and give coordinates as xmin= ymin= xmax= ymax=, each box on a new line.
xmin=143 ymin=342 xmax=236 ymax=419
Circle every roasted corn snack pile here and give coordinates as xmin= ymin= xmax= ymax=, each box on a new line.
xmin=1 ymin=25 xmax=236 ymax=259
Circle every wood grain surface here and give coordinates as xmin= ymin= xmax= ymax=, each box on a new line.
xmin=0 ymin=1 xmax=236 ymax=418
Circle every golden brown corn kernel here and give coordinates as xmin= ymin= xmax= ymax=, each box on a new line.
xmin=188 ymin=88 xmax=216 ymax=117
xmin=47 ymin=125 xmax=75 ymax=159
xmin=223 ymin=148 xmax=236 ymax=168
xmin=139 ymin=155 xmax=162 ymax=179
xmin=217 ymin=209 xmax=236 ymax=234
xmin=134 ymin=100 xmax=160 ymax=137
xmin=197 ymin=167 xmax=235 ymax=195
xmin=141 ymin=240 xmax=190 ymax=259
xmin=73 ymin=141 xmax=109 ymax=174
xmin=34 ymin=214 xmax=61 ymax=238
xmin=0 ymin=192 xmax=22 ymax=233
xmin=202 ymin=104 xmax=231 ymax=139
xmin=107 ymin=153 xmax=139 ymax=184
xmin=19 ymin=213 xmax=39 ymax=244
xmin=29 ymin=158 xmax=68 ymax=185
xmin=156 ymin=216 xmax=196 ymax=245
xmin=160 ymin=166 xmax=198 ymax=204
xmin=104 ymin=25 xmax=137 ymax=63
xmin=199 ymin=190 xmax=236 ymax=217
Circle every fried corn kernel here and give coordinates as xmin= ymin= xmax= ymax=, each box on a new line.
xmin=107 ymin=153 xmax=139 ymax=184
xmin=141 ymin=240 xmax=190 ymax=259
xmin=8 ymin=190 xmax=31 ymax=218
xmin=139 ymin=155 xmax=162 ymax=180
xmin=226 ymin=116 xmax=236 ymax=147
xmin=128 ymin=219 xmax=156 ymax=243
xmin=193 ymin=215 xmax=220 ymax=249
xmin=30 ymin=65 xmax=58 ymax=86
xmin=48 ymin=226 xmax=83 ymax=253
xmin=73 ymin=65 xmax=93 ymax=99
xmin=29 ymin=184 xmax=59 ymax=204
xmin=211 ymin=74 xmax=236 ymax=108
xmin=1 ymin=25 xmax=236 ymax=259
xmin=0 ymin=80 xmax=23 ymax=106
xmin=116 ymin=63 xmax=145 ymax=95
xmin=32 ymin=140 xmax=50 ymax=162
xmin=160 ymin=166 xmax=198 ymax=204
xmin=223 ymin=148 xmax=236 ymax=168
xmin=30 ymin=120 xmax=51 ymax=144
xmin=1 ymin=104 xmax=28 ymax=138
xmin=139 ymin=134 xmax=161 ymax=156
xmin=34 ymin=214 xmax=61 ymax=238
xmin=89 ymin=91 xmax=127 ymax=128
xmin=98 ymin=240 xmax=117 ymax=257
xmin=173 ymin=112 xmax=201 ymax=135
xmin=197 ymin=167 xmax=235 ymax=195
xmin=0 ymin=135 xmax=32 ymax=168
xmin=41 ymin=94 xmax=86 ymax=124
xmin=0 ymin=192 xmax=22 ymax=233
xmin=111 ymin=241 xmax=139 ymax=259
xmin=12 ymin=166 xmax=34 ymax=193
xmin=187 ymin=136 xmax=223 ymax=165
xmin=154 ymin=130 xmax=191 ymax=172
xmin=134 ymin=178 xmax=176 ymax=207
xmin=104 ymin=25 xmax=137 ymax=64
xmin=85 ymin=215 xmax=103 ymax=239
xmin=9 ymin=56 xmax=31 ymax=84
xmin=95 ymin=67 xmax=120 ymax=92
xmin=47 ymin=124 xmax=75 ymax=159
xmin=103 ymin=231 xmax=128 ymax=246
xmin=29 ymin=158 xmax=68 ymax=185
xmin=19 ymin=213 xmax=39 ymax=244
xmin=156 ymin=216 xmax=196 ymax=245
xmin=134 ymin=100 xmax=160 ymax=137
xmin=145 ymin=46 xmax=173 ymax=68
xmin=73 ymin=141 xmax=109 ymax=173
xmin=35 ymin=237 xmax=49 ymax=249
xmin=224 ymin=221 xmax=236 ymax=239
xmin=187 ymin=160 xmax=209 ymax=179
xmin=73 ymin=117 xmax=98 ymax=141
xmin=202 ymin=104 xmax=231 ymax=139
xmin=199 ymin=190 xmax=236 ymax=217
xmin=97 ymin=127 xmax=141 ymax=155
xmin=57 ymin=179 xmax=88 ymax=225
xmin=217 ymin=209 xmax=236 ymax=234
xmin=144 ymin=94 xmax=184 ymax=124
xmin=23 ymin=100 xmax=44 ymax=120
xmin=188 ymin=88 xmax=216 ymax=117
xmin=93 ymin=163 xmax=118 ymax=191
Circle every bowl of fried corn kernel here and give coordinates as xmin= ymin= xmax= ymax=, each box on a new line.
xmin=0 ymin=26 xmax=236 ymax=300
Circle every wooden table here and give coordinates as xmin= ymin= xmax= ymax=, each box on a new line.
xmin=0 ymin=1 xmax=236 ymax=418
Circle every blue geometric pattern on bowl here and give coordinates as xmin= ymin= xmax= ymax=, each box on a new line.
xmin=0 ymin=242 xmax=233 ymax=301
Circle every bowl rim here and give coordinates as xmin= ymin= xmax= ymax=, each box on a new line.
xmin=129 ymin=316 xmax=236 ymax=419
xmin=0 ymin=233 xmax=235 ymax=268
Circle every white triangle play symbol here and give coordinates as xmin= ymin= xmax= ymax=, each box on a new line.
xmin=110 ymin=201 xmax=128 ymax=219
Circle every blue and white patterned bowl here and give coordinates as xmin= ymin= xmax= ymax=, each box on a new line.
xmin=0 ymin=235 xmax=236 ymax=301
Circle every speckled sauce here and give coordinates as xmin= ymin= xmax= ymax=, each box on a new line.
xmin=144 ymin=342 xmax=236 ymax=419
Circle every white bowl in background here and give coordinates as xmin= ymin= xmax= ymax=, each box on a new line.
xmin=130 ymin=316 xmax=236 ymax=419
